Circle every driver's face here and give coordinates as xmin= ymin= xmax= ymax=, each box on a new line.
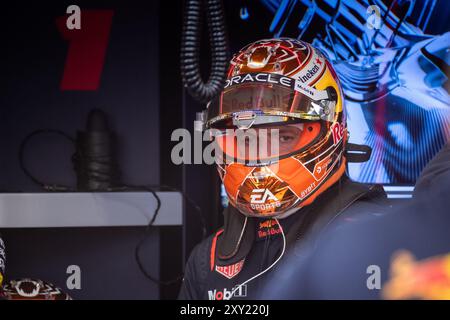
xmin=215 ymin=121 xmax=322 ymax=163
xmin=237 ymin=125 xmax=302 ymax=158
xmin=240 ymin=125 xmax=302 ymax=157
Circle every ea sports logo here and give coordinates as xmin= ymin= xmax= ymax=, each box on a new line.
xmin=250 ymin=189 xmax=278 ymax=204
xmin=250 ymin=189 xmax=281 ymax=210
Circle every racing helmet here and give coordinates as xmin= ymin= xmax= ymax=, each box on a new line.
xmin=0 ymin=278 xmax=72 ymax=300
xmin=204 ymin=38 xmax=348 ymax=218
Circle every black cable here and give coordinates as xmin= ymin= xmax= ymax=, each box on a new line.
xmin=112 ymin=185 xmax=183 ymax=286
xmin=157 ymin=184 xmax=207 ymax=239
xmin=180 ymin=0 xmax=229 ymax=103
xmin=19 ymin=129 xmax=206 ymax=287
xmin=110 ymin=184 xmax=207 ymax=240
xmin=18 ymin=129 xmax=76 ymax=192
xmin=118 ymin=184 xmax=208 ymax=286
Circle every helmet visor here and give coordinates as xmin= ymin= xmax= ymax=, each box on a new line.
xmin=206 ymin=81 xmax=336 ymax=128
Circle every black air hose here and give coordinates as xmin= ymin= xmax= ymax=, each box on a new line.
xmin=180 ymin=0 xmax=229 ymax=104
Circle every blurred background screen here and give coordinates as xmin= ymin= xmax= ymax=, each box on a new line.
xmin=224 ymin=0 xmax=450 ymax=187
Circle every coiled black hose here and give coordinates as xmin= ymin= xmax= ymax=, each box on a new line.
xmin=180 ymin=0 xmax=229 ymax=104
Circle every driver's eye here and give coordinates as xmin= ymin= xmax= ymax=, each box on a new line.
xmin=280 ymin=135 xmax=295 ymax=143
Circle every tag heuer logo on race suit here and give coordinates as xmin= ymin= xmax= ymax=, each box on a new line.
xmin=215 ymin=259 xmax=245 ymax=279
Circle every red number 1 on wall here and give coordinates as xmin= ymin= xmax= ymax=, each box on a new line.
xmin=56 ymin=10 xmax=114 ymax=91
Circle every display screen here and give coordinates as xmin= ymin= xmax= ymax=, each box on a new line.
xmin=229 ymin=0 xmax=450 ymax=185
